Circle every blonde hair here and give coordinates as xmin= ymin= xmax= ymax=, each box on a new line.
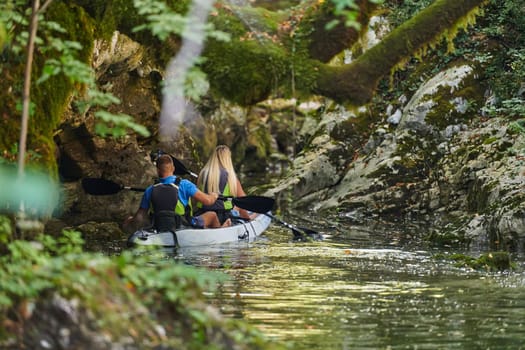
xmin=198 ymin=145 xmax=238 ymax=195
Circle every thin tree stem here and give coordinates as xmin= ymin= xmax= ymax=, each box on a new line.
xmin=18 ymin=0 xmax=41 ymax=178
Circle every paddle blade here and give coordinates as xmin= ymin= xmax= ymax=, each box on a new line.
xmin=82 ymin=178 xmax=122 ymax=195
xmin=264 ymin=213 xmax=322 ymax=241
xmin=171 ymin=156 xmax=192 ymax=177
xmin=293 ymin=226 xmax=323 ymax=241
xmin=232 ymin=195 xmax=275 ymax=214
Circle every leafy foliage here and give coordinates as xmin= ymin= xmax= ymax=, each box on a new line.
xmin=484 ymin=97 xmax=525 ymax=119
xmin=0 ymin=229 xmax=280 ymax=348
xmin=0 ymin=0 xmax=150 ymax=142
xmin=0 ymin=216 xmax=12 ymax=246
xmin=0 ymin=0 xmax=29 ymax=56
xmin=508 ymin=119 xmax=525 ymax=136
xmin=383 ymin=0 xmax=434 ymax=27
xmin=380 ymin=0 xmax=525 ymax=122
xmin=132 ymin=0 xmax=187 ymax=41
xmin=0 ymin=21 xmax=6 ymax=48
xmin=477 ymin=1 xmax=525 ymax=116
xmin=95 ymin=111 xmax=151 ymax=137
xmin=328 ymin=0 xmax=384 ymax=30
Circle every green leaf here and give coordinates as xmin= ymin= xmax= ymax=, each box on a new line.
xmin=94 ymin=111 xmax=151 ymax=137
xmin=325 ymin=19 xmax=339 ymax=31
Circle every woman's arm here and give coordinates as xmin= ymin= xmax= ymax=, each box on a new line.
xmin=193 ymin=190 xmax=219 ymax=206
xmin=236 ymin=178 xmax=246 ymax=196
xmin=235 ymin=178 xmax=257 ymax=219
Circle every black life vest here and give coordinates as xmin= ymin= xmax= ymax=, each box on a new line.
xmin=150 ymin=177 xmax=185 ymax=231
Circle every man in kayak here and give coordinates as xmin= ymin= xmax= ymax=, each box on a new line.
xmin=194 ymin=145 xmax=255 ymax=225
xmin=123 ymin=154 xmax=228 ymax=233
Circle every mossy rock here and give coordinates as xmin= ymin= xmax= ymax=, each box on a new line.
xmin=426 ymin=219 xmax=470 ymax=248
xmin=446 ymin=251 xmax=514 ymax=271
xmin=203 ymin=38 xmax=289 ymax=105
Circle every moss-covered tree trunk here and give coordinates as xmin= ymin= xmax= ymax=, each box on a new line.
xmin=313 ymin=0 xmax=486 ymax=105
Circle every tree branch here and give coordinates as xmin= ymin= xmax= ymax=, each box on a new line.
xmin=314 ymin=0 xmax=486 ymax=104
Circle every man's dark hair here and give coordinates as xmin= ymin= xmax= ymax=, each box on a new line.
xmin=157 ymin=154 xmax=174 ymax=174
xmin=157 ymin=154 xmax=172 ymax=166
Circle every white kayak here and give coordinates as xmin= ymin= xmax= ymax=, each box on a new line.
xmin=127 ymin=213 xmax=272 ymax=247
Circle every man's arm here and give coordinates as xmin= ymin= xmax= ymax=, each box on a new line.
xmin=122 ymin=208 xmax=148 ymax=234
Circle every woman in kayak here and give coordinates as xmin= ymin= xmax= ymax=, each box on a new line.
xmin=194 ymin=145 xmax=255 ymax=225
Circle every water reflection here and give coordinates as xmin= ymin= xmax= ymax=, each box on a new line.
xmin=163 ymin=223 xmax=525 ymax=350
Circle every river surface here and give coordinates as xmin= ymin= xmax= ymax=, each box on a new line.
xmin=143 ymin=215 xmax=525 ymax=350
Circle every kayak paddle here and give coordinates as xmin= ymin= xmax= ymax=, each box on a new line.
xmin=171 ymin=156 xmax=198 ymax=178
xmin=220 ymin=195 xmax=275 ymax=215
xmin=221 ymin=195 xmax=320 ymax=240
xmin=81 ymin=178 xmax=146 ymax=195
xmin=265 ymin=213 xmax=322 ymax=241
xmin=82 ymin=178 xmax=274 ymax=216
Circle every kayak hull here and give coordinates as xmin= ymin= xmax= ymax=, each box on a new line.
xmin=127 ymin=213 xmax=271 ymax=247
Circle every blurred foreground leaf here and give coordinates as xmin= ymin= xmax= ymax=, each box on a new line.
xmin=0 ymin=165 xmax=59 ymax=215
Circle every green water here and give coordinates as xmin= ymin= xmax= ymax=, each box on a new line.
xmin=176 ymin=220 xmax=525 ymax=350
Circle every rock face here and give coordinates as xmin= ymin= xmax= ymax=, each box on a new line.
xmin=267 ymin=64 xmax=525 ymax=252
xmin=52 ymin=32 xmax=162 ymax=232
xmin=55 ymin=130 xmax=155 ymax=227
xmin=433 ymin=118 xmax=525 ymax=251
xmin=398 ymin=65 xmax=475 ymax=132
